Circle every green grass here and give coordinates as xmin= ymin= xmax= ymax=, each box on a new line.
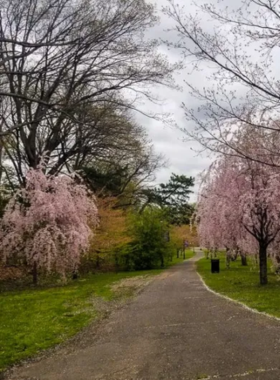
xmin=0 ymin=250 xmax=194 ymax=372
xmin=185 ymin=248 xmax=196 ymax=260
xmin=0 ymin=268 xmax=163 ymax=372
xmin=197 ymin=253 xmax=280 ymax=318
xmin=169 ymin=249 xmax=195 ymax=265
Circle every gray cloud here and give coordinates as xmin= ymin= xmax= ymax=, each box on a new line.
xmin=130 ymin=0 xmax=217 ymax=201
xmin=132 ymin=0 xmax=267 ymax=202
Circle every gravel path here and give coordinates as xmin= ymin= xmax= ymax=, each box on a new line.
xmin=7 ymin=250 xmax=280 ymax=380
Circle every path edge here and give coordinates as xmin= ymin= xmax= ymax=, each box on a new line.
xmin=196 ymin=264 xmax=280 ymax=323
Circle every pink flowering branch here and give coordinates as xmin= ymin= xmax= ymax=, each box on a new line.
xmin=0 ymin=168 xmax=98 ymax=283
xmin=197 ymin=153 xmax=280 ymax=285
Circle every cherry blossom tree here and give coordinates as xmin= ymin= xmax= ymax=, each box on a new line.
xmin=198 ymin=155 xmax=280 ymax=285
xmin=198 ymin=159 xmax=244 ymax=253
xmin=0 ymin=168 xmax=98 ymax=283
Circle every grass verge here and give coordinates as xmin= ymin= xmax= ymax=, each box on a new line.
xmin=185 ymin=249 xmax=196 ymax=260
xmin=197 ymin=253 xmax=280 ymax=319
xmin=0 ymin=268 xmax=163 ymax=372
xmin=169 ymin=248 xmax=195 ymax=265
xmin=0 ymin=250 xmax=192 ymax=373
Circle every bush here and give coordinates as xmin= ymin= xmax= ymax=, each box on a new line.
xmin=124 ymin=208 xmax=172 ymax=270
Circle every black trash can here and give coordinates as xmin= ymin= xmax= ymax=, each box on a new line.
xmin=211 ymin=259 xmax=220 ymax=273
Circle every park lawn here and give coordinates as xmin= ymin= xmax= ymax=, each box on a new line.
xmin=197 ymin=253 xmax=280 ymax=319
xmin=0 ymin=250 xmax=191 ymax=373
xmin=185 ymin=248 xmax=195 ymax=260
xmin=0 ymin=268 xmax=164 ymax=372
xmin=169 ymin=248 xmax=195 ymax=264
xmin=0 ymin=250 xmax=194 ymax=373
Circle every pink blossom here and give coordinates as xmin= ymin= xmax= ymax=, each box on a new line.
xmin=197 ymin=154 xmax=280 ymax=267
xmin=0 ymin=168 xmax=98 ymax=277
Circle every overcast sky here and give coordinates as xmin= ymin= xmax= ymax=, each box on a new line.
xmin=131 ymin=0 xmax=276 ymax=202
xmin=132 ymin=0 xmax=214 ymax=202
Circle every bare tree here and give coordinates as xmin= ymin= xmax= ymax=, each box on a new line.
xmin=2 ymin=101 xmax=166 ymax=187
xmin=164 ymin=0 xmax=280 ymax=164
xmin=81 ymin=115 xmax=166 ymax=207
xmin=0 ymin=0 xmax=178 ymax=184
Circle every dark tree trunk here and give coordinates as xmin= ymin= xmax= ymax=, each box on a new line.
xmin=125 ymin=254 xmax=130 ymax=271
xmin=275 ymin=255 xmax=280 ymax=274
xmin=241 ymin=254 xmax=247 ymax=266
xmin=159 ymin=251 xmax=164 ymax=268
xmin=114 ymin=253 xmax=119 ymax=273
xmin=72 ymin=271 xmax=78 ymax=280
xmin=95 ymin=253 xmax=100 ymax=269
xmin=259 ymin=243 xmax=268 ymax=285
xmin=72 ymin=263 xmax=79 ymax=280
xmin=33 ymin=261 xmax=38 ymax=285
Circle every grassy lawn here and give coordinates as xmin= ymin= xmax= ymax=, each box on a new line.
xmin=169 ymin=248 xmax=195 ymax=264
xmin=185 ymin=248 xmax=196 ymax=260
xmin=0 ymin=268 xmax=165 ymax=372
xmin=197 ymin=253 xmax=280 ymax=319
xmin=0 ymin=250 xmax=191 ymax=373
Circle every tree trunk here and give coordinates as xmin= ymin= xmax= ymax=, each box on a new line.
xmin=241 ymin=254 xmax=247 ymax=266
xmin=72 ymin=268 xmax=78 ymax=280
xmin=231 ymin=250 xmax=238 ymax=261
xmin=226 ymin=248 xmax=231 ymax=269
xmin=95 ymin=253 xmax=100 ymax=269
xmin=33 ymin=261 xmax=38 ymax=285
xmin=72 ymin=263 xmax=79 ymax=280
xmin=259 ymin=243 xmax=268 ymax=285
xmin=114 ymin=253 xmax=119 ymax=273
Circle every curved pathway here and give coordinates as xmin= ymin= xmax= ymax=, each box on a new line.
xmin=7 ymin=250 xmax=280 ymax=380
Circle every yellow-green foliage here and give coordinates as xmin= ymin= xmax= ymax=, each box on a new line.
xmin=85 ymin=197 xmax=131 ymax=270
xmin=170 ymin=224 xmax=198 ymax=250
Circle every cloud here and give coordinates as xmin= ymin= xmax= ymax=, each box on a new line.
xmin=132 ymin=0 xmax=271 ymax=202
xmin=130 ymin=0 xmax=216 ymax=201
